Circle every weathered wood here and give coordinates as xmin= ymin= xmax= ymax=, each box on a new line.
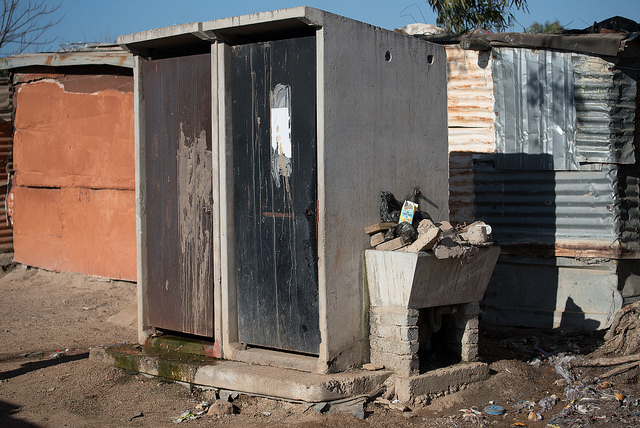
xmin=600 ymin=360 xmax=640 ymax=379
xmin=572 ymin=354 xmax=640 ymax=367
xmin=376 ymin=236 xmax=408 ymax=251
xmin=364 ymin=222 xmax=396 ymax=235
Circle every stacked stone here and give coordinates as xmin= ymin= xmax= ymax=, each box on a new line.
xmin=369 ymin=307 xmax=420 ymax=376
xmin=447 ymin=302 xmax=481 ymax=363
xmin=369 ymin=303 xmax=481 ymax=377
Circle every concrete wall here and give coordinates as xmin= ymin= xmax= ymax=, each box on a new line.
xmin=12 ymin=72 xmax=136 ymax=280
xmin=319 ymin=14 xmax=448 ymax=370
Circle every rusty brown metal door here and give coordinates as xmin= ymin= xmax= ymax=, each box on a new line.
xmin=142 ymin=53 xmax=214 ymax=337
xmin=231 ymin=36 xmax=320 ymax=354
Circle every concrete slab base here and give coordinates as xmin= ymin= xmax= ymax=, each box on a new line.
xmin=392 ymin=362 xmax=490 ymax=404
xmin=90 ymin=344 xmax=391 ymax=403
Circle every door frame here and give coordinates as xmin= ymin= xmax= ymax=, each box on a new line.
xmin=213 ymin=33 xmax=328 ymax=372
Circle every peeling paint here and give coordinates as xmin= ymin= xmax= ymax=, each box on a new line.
xmin=177 ymin=123 xmax=213 ymax=334
xmin=270 ymin=83 xmax=292 ymax=186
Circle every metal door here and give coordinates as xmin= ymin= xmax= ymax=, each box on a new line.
xmin=142 ymin=53 xmax=214 ymax=337
xmin=231 ymin=36 xmax=319 ymax=354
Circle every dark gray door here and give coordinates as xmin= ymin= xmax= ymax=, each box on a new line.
xmin=143 ymin=53 xmax=214 ymax=337
xmin=231 ymin=36 xmax=319 ymax=354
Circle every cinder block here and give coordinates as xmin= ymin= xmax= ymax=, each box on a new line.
xmin=462 ymin=329 xmax=479 ymax=346
xmin=400 ymin=326 xmax=419 ymax=342
xmin=370 ymin=307 xmax=419 ymax=327
xmin=461 ymin=344 xmax=478 ymax=362
xmin=369 ymin=336 xmax=419 ymax=356
xmin=370 ymin=351 xmax=419 ymax=377
xmin=393 ymin=362 xmax=490 ymax=403
xmin=453 ymin=315 xmax=479 ymax=330
xmin=369 ymin=323 xmax=401 ymax=339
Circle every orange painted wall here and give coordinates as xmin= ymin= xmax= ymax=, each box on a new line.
xmin=12 ymin=73 xmax=136 ymax=281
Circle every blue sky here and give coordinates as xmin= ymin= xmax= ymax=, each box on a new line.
xmin=24 ymin=0 xmax=640 ymax=51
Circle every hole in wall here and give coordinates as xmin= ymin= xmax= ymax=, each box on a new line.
xmin=384 ymin=50 xmax=392 ymax=62
xmin=427 ymin=54 xmax=434 ymax=65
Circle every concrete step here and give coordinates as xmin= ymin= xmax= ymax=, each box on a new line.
xmin=90 ymin=344 xmax=391 ymax=403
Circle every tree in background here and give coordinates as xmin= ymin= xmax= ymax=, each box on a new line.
xmin=0 ymin=0 xmax=62 ymax=56
xmin=427 ymin=0 xmax=528 ymax=33
xmin=527 ymin=20 xmax=564 ymax=34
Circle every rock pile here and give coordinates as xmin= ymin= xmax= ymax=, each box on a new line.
xmin=365 ymin=216 xmax=493 ymax=259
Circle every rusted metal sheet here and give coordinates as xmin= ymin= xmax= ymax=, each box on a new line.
xmin=422 ymin=32 xmax=638 ymax=57
xmin=0 ymin=74 xmax=13 ymax=252
xmin=449 ymin=151 xmax=475 ymax=224
xmin=1 ymin=49 xmax=133 ymax=70
xmin=573 ymin=54 xmax=638 ymax=164
xmin=143 ymin=53 xmax=214 ymax=338
xmin=445 ymin=46 xmax=495 ymax=153
xmin=471 ymin=156 xmax=640 ymax=258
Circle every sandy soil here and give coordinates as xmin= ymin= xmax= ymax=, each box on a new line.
xmin=1 ymin=255 xmax=639 ymax=427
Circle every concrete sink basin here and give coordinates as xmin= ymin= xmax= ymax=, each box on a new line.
xmin=365 ymin=247 xmax=500 ymax=309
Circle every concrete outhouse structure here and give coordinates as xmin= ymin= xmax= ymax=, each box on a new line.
xmin=119 ymin=7 xmax=449 ymax=375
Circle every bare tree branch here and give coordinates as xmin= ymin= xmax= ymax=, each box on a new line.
xmin=0 ymin=0 xmax=62 ymax=56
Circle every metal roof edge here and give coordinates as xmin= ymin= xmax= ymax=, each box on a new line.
xmin=0 ymin=50 xmax=134 ymax=70
xmin=420 ymin=32 xmax=639 ymax=57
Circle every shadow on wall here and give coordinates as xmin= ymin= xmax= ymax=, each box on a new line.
xmin=450 ymin=152 xmax=559 ymax=329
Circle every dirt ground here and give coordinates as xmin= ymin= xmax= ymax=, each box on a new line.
xmin=1 ymin=255 xmax=639 ymax=427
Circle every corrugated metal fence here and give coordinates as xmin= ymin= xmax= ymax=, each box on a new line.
xmin=0 ymin=73 xmax=13 ymax=252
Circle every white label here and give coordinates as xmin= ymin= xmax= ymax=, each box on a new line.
xmin=271 ymin=107 xmax=292 ymax=159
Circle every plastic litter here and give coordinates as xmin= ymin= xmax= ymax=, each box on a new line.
xmin=513 ymin=400 xmax=535 ymax=414
xmin=538 ymin=395 xmax=558 ymax=413
xmin=172 ymin=403 xmax=210 ymax=423
xmin=49 ymin=348 xmax=70 ymax=358
xmin=398 ymin=200 xmax=418 ymax=224
xmin=396 ymin=222 xmax=417 ymax=243
xmin=483 ymin=404 xmax=505 ymax=415
xmin=380 ymin=191 xmax=402 ymax=223
xmin=172 ymin=410 xmax=198 ymax=423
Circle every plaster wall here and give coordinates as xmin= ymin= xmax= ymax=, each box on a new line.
xmin=11 ymin=72 xmax=136 ymax=280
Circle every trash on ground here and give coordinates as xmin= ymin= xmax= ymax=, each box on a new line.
xmin=483 ymin=404 xmax=506 ymax=415
xmin=172 ymin=410 xmax=198 ymax=423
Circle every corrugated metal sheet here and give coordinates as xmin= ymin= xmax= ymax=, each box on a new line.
xmin=445 ymin=46 xmax=495 ymax=153
xmin=0 ymin=50 xmax=133 ymax=70
xmin=0 ymin=73 xmax=13 ymax=252
xmin=492 ymin=48 xmax=578 ymax=170
xmin=482 ymin=255 xmax=623 ymax=330
xmin=449 ymin=151 xmax=475 ymax=223
xmin=471 ymin=156 xmax=640 ymax=257
xmin=573 ymin=55 xmax=638 ymax=164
